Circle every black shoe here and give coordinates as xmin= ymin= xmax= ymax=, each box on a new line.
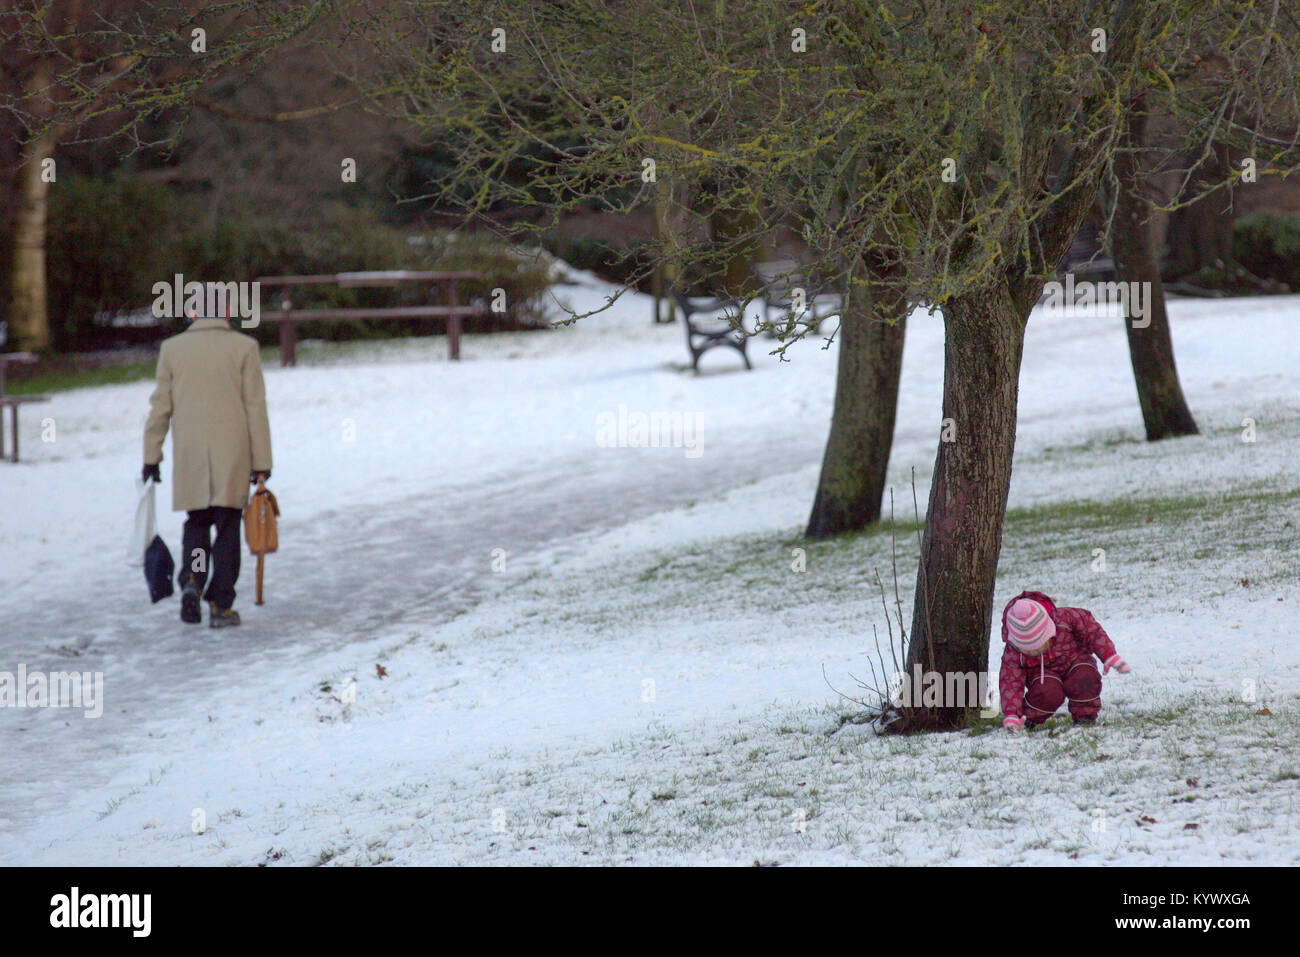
xmin=181 ymin=582 xmax=202 ymax=624
xmin=209 ymin=603 xmax=241 ymax=629
xmin=1073 ymin=716 xmax=1097 ymax=726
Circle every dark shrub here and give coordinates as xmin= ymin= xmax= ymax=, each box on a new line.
xmin=1234 ymin=210 xmax=1300 ymax=291
xmin=44 ymin=176 xmax=555 ymax=351
xmin=45 ymin=176 xmax=189 ymax=350
xmin=540 ymin=234 xmax=652 ymax=291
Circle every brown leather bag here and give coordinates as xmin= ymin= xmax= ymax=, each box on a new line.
xmin=244 ymin=481 xmax=279 ymax=605
xmin=245 ymin=482 xmax=279 ymax=554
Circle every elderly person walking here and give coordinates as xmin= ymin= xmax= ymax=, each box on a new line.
xmin=142 ymin=310 xmax=273 ymax=627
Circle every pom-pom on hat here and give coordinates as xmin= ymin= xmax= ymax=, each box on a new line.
xmin=1005 ymin=597 xmax=1055 ymax=654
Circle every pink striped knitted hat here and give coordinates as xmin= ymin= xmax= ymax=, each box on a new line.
xmin=1005 ymin=598 xmax=1056 ymax=654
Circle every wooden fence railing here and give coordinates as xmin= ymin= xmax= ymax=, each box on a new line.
xmin=256 ymin=270 xmax=488 ymax=366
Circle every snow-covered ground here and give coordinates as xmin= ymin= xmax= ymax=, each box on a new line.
xmin=1 ymin=267 xmax=1296 ymax=865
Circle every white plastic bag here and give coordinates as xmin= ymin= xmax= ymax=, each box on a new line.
xmin=127 ymin=478 xmax=158 ymax=566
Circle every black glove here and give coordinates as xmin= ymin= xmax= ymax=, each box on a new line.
xmin=250 ymin=470 xmax=271 ymax=485
xmin=142 ymin=463 xmax=161 ymax=484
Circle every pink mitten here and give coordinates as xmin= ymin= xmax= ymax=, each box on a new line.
xmin=1103 ymin=654 xmax=1131 ymax=675
xmin=1003 ymin=715 xmax=1025 ymax=731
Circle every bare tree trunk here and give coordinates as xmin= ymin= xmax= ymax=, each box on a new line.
xmin=904 ymin=288 xmax=1026 ymax=730
xmin=8 ymin=61 xmax=58 ymax=352
xmin=8 ymin=126 xmax=58 ymax=352
xmin=1111 ymin=112 xmax=1199 ymax=441
xmin=652 ymin=178 xmax=674 ymax=322
xmin=805 ymin=284 xmax=907 ymax=538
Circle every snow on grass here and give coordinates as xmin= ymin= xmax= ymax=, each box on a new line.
xmin=411 ymin=694 xmax=1298 ymax=866
xmin=2 ymin=275 xmax=1298 ymax=865
xmin=282 ymin=457 xmax=1298 ymax=866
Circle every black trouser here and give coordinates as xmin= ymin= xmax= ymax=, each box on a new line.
xmin=180 ymin=507 xmax=242 ymax=610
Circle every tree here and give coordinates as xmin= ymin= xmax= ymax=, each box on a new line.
xmin=0 ymin=0 xmax=335 ymax=350
xmin=1102 ymin=9 xmax=1300 ymax=442
xmin=805 ymin=259 xmax=907 ymax=538
xmin=7 ymin=57 xmax=60 ymax=351
xmin=1109 ymin=108 xmax=1199 ymax=440
xmin=364 ymin=0 xmax=1300 ymax=730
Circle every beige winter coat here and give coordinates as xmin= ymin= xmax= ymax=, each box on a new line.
xmin=143 ymin=318 xmax=273 ymax=512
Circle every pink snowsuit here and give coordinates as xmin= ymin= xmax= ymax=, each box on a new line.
xmin=998 ymin=591 xmax=1120 ymax=725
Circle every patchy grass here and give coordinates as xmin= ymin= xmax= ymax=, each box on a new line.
xmin=3 ymin=346 xmax=283 ymax=395
xmin=292 ymin=404 xmax=1296 ymax=865
xmin=75 ymin=632 xmax=1295 ymax=867
xmin=5 ymin=358 xmax=158 ymax=395
xmin=515 ymin=470 xmax=1300 ymax=643
xmin=352 ymin=691 xmax=1298 ymax=865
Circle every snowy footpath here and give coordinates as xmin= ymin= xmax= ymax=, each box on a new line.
xmin=1 ymin=268 xmax=1297 ymax=865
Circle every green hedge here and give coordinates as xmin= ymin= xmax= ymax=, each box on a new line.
xmin=45 ymin=176 xmax=554 ymax=352
xmin=1234 ymin=210 xmax=1300 ymax=291
xmin=45 ymin=176 xmax=188 ymax=350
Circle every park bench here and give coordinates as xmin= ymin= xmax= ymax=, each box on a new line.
xmin=752 ymin=259 xmax=837 ymax=337
xmin=666 ymin=283 xmax=752 ymax=373
xmin=257 ymin=271 xmax=490 ymax=367
xmin=0 ymin=352 xmax=49 ymax=463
